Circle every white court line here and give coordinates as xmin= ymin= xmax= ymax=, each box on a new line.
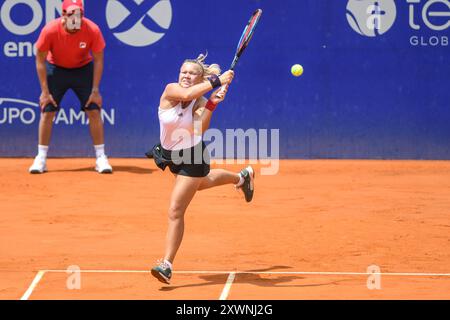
xmin=40 ymin=269 xmax=450 ymax=276
xmin=19 ymin=269 xmax=450 ymax=300
xmin=20 ymin=271 xmax=46 ymax=300
xmin=219 ymin=272 xmax=236 ymax=300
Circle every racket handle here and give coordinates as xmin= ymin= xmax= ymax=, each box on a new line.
xmin=215 ymin=58 xmax=236 ymax=98
xmin=215 ymin=63 xmax=234 ymax=98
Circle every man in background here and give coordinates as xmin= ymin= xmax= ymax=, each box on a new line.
xmin=29 ymin=0 xmax=112 ymax=174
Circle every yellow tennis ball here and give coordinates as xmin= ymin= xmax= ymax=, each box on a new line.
xmin=291 ymin=64 xmax=303 ymax=77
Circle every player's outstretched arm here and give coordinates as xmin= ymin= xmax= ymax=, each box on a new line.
xmin=163 ymin=71 xmax=234 ymax=102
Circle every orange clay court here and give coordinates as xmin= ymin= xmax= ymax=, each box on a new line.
xmin=0 ymin=158 xmax=449 ymax=300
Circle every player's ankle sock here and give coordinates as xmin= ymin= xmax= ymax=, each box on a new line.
xmin=37 ymin=145 xmax=48 ymax=159
xmin=163 ymin=259 xmax=173 ymax=270
xmin=94 ymin=144 xmax=105 ymax=158
xmin=235 ymin=173 xmax=244 ymax=187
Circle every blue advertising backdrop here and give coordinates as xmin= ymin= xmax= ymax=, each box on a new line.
xmin=0 ymin=0 xmax=449 ymax=158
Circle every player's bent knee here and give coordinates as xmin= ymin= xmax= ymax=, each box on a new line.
xmin=197 ymin=177 xmax=213 ymax=191
xmin=168 ymin=205 xmax=185 ymax=220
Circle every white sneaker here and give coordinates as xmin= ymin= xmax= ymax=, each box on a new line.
xmin=236 ymin=166 xmax=255 ymax=202
xmin=29 ymin=156 xmax=47 ymax=174
xmin=95 ymin=155 xmax=113 ymax=174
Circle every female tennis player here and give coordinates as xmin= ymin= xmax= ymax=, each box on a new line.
xmin=150 ymin=53 xmax=255 ymax=284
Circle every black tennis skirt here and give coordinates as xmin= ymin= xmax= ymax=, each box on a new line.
xmin=150 ymin=141 xmax=210 ymax=178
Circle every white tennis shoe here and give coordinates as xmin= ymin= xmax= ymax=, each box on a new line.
xmin=95 ymin=155 xmax=113 ymax=174
xmin=29 ymin=156 xmax=47 ymax=174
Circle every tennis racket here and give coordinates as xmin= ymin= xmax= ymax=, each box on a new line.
xmin=216 ymin=9 xmax=263 ymax=97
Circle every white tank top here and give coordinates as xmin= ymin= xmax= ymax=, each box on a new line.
xmin=158 ymin=99 xmax=202 ymax=151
